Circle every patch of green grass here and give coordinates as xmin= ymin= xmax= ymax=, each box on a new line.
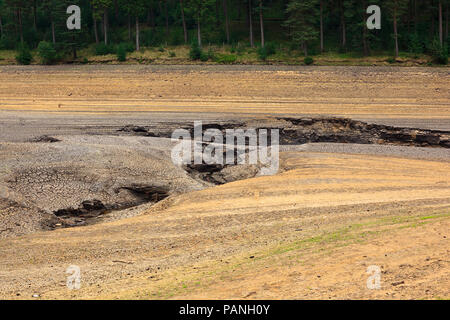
xmin=214 ymin=53 xmax=237 ymax=64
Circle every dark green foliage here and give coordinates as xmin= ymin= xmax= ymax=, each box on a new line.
xmin=304 ymin=56 xmax=314 ymax=65
xmin=116 ymin=43 xmax=127 ymax=61
xmin=428 ymin=38 xmax=448 ymax=65
xmin=141 ymin=29 xmax=165 ymax=47
xmin=95 ymin=43 xmax=115 ymax=55
xmin=214 ymin=53 xmax=237 ymax=64
xmin=258 ymin=42 xmax=277 ymax=61
xmin=37 ymin=41 xmax=57 ymax=64
xmin=0 ymin=0 xmax=447 ymax=63
xmin=122 ymin=42 xmax=135 ymax=53
xmin=265 ymin=43 xmax=277 ymax=56
xmin=0 ymin=36 xmax=16 ymax=50
xmin=408 ymin=34 xmax=423 ymax=54
xmin=257 ymin=46 xmax=268 ymax=61
xmin=206 ymin=48 xmax=215 ymax=60
xmin=15 ymin=44 xmax=32 ymax=65
xmin=189 ymin=41 xmax=204 ymax=60
xmin=285 ymin=0 xmax=319 ymax=56
xmin=235 ymin=43 xmax=246 ymax=56
xmin=386 ymin=57 xmax=396 ymax=64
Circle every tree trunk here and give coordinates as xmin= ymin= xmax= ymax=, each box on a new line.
xmin=446 ymin=3 xmax=449 ymax=39
xmin=114 ymin=0 xmax=119 ymax=20
xmin=414 ymin=0 xmax=418 ymax=31
xmin=150 ymin=7 xmax=155 ymax=28
xmin=103 ymin=10 xmax=108 ymax=45
xmin=180 ymin=0 xmax=188 ymax=44
xmin=363 ymin=26 xmax=369 ymax=56
xmin=93 ymin=15 xmax=99 ymax=44
xmin=248 ymin=0 xmax=254 ymax=47
xmin=223 ymin=0 xmax=230 ymax=43
xmin=341 ymin=2 xmax=346 ymax=49
xmin=136 ymin=16 xmax=140 ymax=51
xmin=215 ymin=0 xmax=220 ymax=26
xmin=18 ymin=8 xmax=23 ymax=44
xmin=439 ymin=0 xmax=443 ymax=46
xmin=33 ymin=1 xmax=37 ymax=30
xmin=238 ymin=1 xmax=242 ymax=20
xmin=303 ymin=42 xmax=308 ymax=57
xmin=197 ymin=14 xmax=202 ymax=47
xmin=407 ymin=0 xmax=411 ymax=33
xmin=51 ymin=20 xmax=56 ymax=44
xmin=128 ymin=15 xmax=131 ymax=41
xmin=362 ymin=0 xmax=370 ymax=56
xmin=72 ymin=35 xmax=77 ymax=59
xmin=259 ymin=0 xmax=264 ymax=47
xmin=320 ymin=0 xmax=324 ymax=53
xmin=393 ymin=5 xmax=399 ymax=57
xmin=165 ymin=0 xmax=170 ymax=38
xmin=431 ymin=5 xmax=435 ymax=36
xmin=1 ymin=14 xmax=4 ymax=38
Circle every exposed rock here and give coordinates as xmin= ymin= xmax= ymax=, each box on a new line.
xmin=29 ymin=135 xmax=61 ymax=143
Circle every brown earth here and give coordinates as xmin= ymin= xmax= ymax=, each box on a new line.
xmin=0 ymin=65 xmax=449 ymax=300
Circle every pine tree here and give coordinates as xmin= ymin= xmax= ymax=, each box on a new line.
xmin=386 ymin=0 xmax=409 ymax=57
xmin=92 ymin=0 xmax=113 ymax=44
xmin=285 ymin=0 xmax=320 ymax=56
xmin=0 ymin=0 xmax=4 ymax=39
xmin=119 ymin=0 xmax=145 ymax=50
xmin=185 ymin=0 xmax=215 ymax=47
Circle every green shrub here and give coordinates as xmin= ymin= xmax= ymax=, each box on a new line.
xmin=141 ymin=29 xmax=164 ymax=47
xmin=236 ymin=43 xmax=245 ymax=55
xmin=169 ymin=51 xmax=176 ymax=57
xmin=15 ymin=44 xmax=32 ymax=65
xmin=158 ymin=45 xmax=165 ymax=52
xmin=116 ymin=44 xmax=127 ymax=62
xmin=214 ymin=53 xmax=237 ymax=64
xmin=386 ymin=57 xmax=396 ymax=64
xmin=428 ymin=38 xmax=448 ymax=65
xmin=265 ymin=42 xmax=277 ymax=56
xmin=0 ymin=36 xmax=17 ymax=50
xmin=122 ymin=42 xmax=135 ymax=53
xmin=37 ymin=41 xmax=57 ymax=65
xmin=304 ymin=56 xmax=314 ymax=65
xmin=257 ymin=46 xmax=268 ymax=61
xmin=408 ymin=33 xmax=423 ymax=54
xmin=189 ymin=42 xmax=203 ymax=60
xmin=206 ymin=48 xmax=215 ymax=60
xmin=94 ymin=43 xmax=114 ymax=55
xmin=257 ymin=42 xmax=277 ymax=61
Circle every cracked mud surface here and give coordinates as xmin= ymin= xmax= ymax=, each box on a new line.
xmin=0 ymin=65 xmax=449 ymax=299
xmin=2 ymin=117 xmax=449 ymax=237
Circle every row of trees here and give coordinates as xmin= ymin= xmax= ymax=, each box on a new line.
xmin=0 ymin=0 xmax=449 ymax=59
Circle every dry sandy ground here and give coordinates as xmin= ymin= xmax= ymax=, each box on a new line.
xmin=0 ymin=65 xmax=449 ymax=299
xmin=0 ymin=65 xmax=449 ymax=129
xmin=0 ymin=153 xmax=449 ymax=299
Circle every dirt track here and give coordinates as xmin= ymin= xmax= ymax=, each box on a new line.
xmin=0 ymin=65 xmax=449 ymax=299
